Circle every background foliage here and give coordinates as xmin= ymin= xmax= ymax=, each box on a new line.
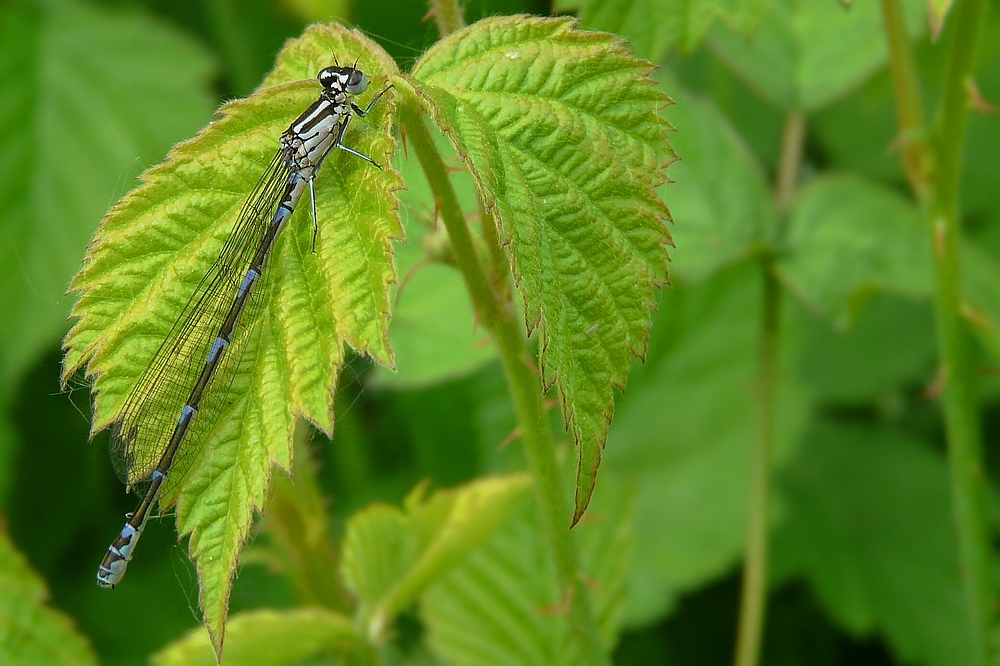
xmin=0 ymin=0 xmax=998 ymax=664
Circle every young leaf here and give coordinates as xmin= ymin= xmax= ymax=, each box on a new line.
xmin=420 ymin=473 xmax=635 ymax=664
xmin=341 ymin=474 xmax=530 ymax=640
xmin=151 ymin=607 xmax=358 ymax=666
xmin=408 ymin=15 xmax=673 ymax=522
xmin=0 ymin=532 xmax=99 ymax=666
xmin=61 ymin=24 xmax=402 ymax=654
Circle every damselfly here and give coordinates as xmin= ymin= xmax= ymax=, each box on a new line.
xmin=97 ymin=63 xmax=390 ymax=588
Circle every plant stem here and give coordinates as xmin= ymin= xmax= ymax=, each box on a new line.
xmin=264 ymin=421 xmax=350 ymax=611
xmin=774 ymin=113 xmax=804 ymax=212
xmin=734 ymin=265 xmax=780 ymax=666
xmin=880 ymin=0 xmax=933 ymax=203
xmin=399 ymin=102 xmax=610 ymax=666
xmin=931 ymin=0 xmax=994 ymax=661
xmin=881 ymin=0 xmax=994 ymax=662
xmin=734 ymin=111 xmax=802 ymax=666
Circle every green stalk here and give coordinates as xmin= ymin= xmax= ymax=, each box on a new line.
xmin=880 ymin=0 xmax=934 ymax=203
xmin=880 ymin=0 xmax=994 ymax=662
xmin=734 ymin=112 xmax=802 ymax=666
xmin=930 ymin=0 xmax=994 ymax=661
xmin=399 ymin=102 xmax=610 ymax=666
xmin=734 ymin=264 xmax=780 ymax=666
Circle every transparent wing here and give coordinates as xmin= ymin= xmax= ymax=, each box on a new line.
xmin=110 ymin=150 xmax=292 ymax=490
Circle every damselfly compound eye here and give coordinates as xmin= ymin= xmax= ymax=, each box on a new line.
xmin=346 ymin=71 xmax=368 ymax=95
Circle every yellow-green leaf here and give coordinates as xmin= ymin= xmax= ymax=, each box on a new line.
xmin=61 ymin=23 xmax=402 ymax=655
xmin=151 ymin=607 xmax=358 ymax=666
xmin=420 ymin=474 xmax=635 ymax=665
xmin=341 ymin=474 xmax=531 ymax=640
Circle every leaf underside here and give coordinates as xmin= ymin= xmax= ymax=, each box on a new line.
xmin=410 ymin=16 xmax=673 ymax=522
xmin=61 ymin=24 xmax=402 ymax=655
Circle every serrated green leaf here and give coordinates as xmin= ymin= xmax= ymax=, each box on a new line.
xmin=61 ymin=23 xmax=402 ymax=653
xmin=708 ymin=0 xmax=926 ymax=110
xmin=420 ymin=472 xmax=634 ymax=665
xmin=341 ymin=474 xmax=530 ymax=640
xmin=0 ymin=531 xmax=99 ymax=666
xmin=409 ymin=15 xmax=673 ymax=522
xmin=0 ymin=0 xmax=214 ymax=388
xmin=659 ymin=74 xmax=774 ymax=282
xmin=771 ymin=423 xmax=975 ymax=666
xmin=578 ymin=0 xmax=772 ymax=59
xmin=151 ymin=607 xmax=358 ymax=666
xmin=776 ymin=175 xmax=933 ymax=329
xmin=604 ymin=260 xmax=810 ymax=625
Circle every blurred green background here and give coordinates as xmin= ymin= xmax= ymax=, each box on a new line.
xmin=2 ymin=0 xmax=1000 ymax=664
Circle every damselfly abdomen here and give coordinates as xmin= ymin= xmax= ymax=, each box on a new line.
xmin=97 ymin=64 xmax=389 ymax=588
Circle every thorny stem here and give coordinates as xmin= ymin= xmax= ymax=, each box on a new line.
xmin=399 ymin=101 xmax=610 ymax=666
xmin=880 ymin=0 xmax=995 ymax=662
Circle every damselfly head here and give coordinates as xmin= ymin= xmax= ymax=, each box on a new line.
xmin=317 ymin=65 xmax=369 ymax=96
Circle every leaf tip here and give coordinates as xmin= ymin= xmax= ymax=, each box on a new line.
xmin=571 ymin=442 xmax=601 ymax=527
